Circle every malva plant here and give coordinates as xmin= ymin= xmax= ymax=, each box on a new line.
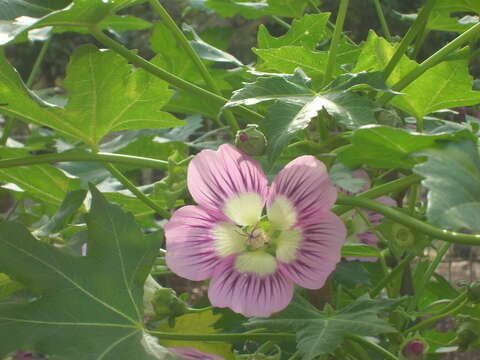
xmin=0 ymin=0 xmax=479 ymax=359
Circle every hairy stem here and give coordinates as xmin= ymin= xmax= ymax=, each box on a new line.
xmin=336 ymin=196 xmax=480 ymax=245
xmin=405 ymin=292 xmax=468 ymax=333
xmin=148 ymin=0 xmax=239 ymax=132
xmin=382 ymin=0 xmax=437 ymax=81
xmin=372 ymin=0 xmax=392 ymax=42
xmin=104 ymin=163 xmax=170 ymax=219
xmin=332 ymin=174 xmax=422 ymax=215
xmin=323 ymin=0 xmax=350 ymax=85
xmin=0 ymin=151 xmax=169 ymax=170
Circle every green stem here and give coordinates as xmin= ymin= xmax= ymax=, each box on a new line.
xmin=372 ymin=0 xmax=392 ymax=42
xmin=89 ymin=26 xmax=263 ymax=124
xmin=378 ymin=21 xmax=480 ymax=106
xmin=323 ymin=0 xmax=350 ymax=85
xmin=412 ymin=26 xmax=430 ymax=60
xmin=148 ymin=0 xmax=239 ymax=132
xmin=336 ymin=196 xmax=480 ymax=245
xmin=0 ymin=35 xmax=53 ymax=145
xmin=405 ymin=292 xmax=468 ymax=333
xmin=147 ymin=331 xmax=295 ymax=342
xmin=346 ymin=334 xmax=398 ymax=360
xmin=423 ymin=242 xmax=451 ymax=286
xmin=370 ymin=253 xmax=416 ymax=298
xmin=382 ymin=0 xmax=437 ymax=81
xmin=104 ymin=163 xmax=170 ymax=219
xmin=332 ymin=174 xmax=421 ymax=216
xmin=272 ymin=16 xmax=291 ymax=30
xmin=0 ymin=151 xmax=169 ymax=170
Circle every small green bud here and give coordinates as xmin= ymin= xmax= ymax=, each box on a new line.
xmin=152 ymin=288 xmax=188 ymax=320
xmin=392 ymin=223 xmax=415 ymax=248
xmin=235 ymin=124 xmax=267 ymax=156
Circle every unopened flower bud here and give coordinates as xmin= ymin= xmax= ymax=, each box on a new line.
xmin=403 ymin=340 xmax=425 ymax=358
xmin=392 ymin=223 xmax=415 ymax=248
xmin=235 ymin=124 xmax=267 ymax=156
xmin=152 ymin=288 xmax=188 ymax=319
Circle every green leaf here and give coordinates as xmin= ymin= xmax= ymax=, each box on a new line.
xmin=329 ymin=162 xmax=368 ymax=193
xmin=0 ymin=0 xmax=70 ymax=20
xmin=0 ymin=0 xmax=147 ymax=45
xmin=204 ymin=0 xmax=312 ymax=19
xmin=155 ymin=310 xmax=234 ymax=360
xmin=248 ymin=295 xmax=403 ymax=359
xmin=391 ymin=52 xmax=480 ymax=119
xmin=0 ymin=187 xmax=174 ymax=359
xmin=225 ymin=71 xmax=376 ymax=162
xmin=0 ymin=148 xmax=80 ymax=213
xmin=0 ymin=45 xmax=183 ymax=147
xmin=257 ymin=13 xmax=330 ymax=50
xmin=255 ymin=40 xmax=360 ymax=88
xmin=34 ymin=189 xmax=87 ymax=236
xmin=338 ymin=125 xmax=475 ymax=169
xmin=354 ymin=31 xmax=417 ymax=85
xmin=413 ymin=140 xmax=480 ymax=232
xmin=183 ymin=24 xmax=243 ymax=66
xmin=0 ymin=273 xmax=24 ymax=301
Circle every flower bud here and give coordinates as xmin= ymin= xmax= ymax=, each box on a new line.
xmin=152 ymin=288 xmax=188 ymax=319
xmin=402 ymin=340 xmax=425 ymax=358
xmin=392 ymin=223 xmax=415 ymax=248
xmin=235 ymin=124 xmax=267 ymax=156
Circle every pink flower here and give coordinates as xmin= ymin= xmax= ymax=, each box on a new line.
xmin=165 ymin=144 xmax=346 ymax=317
xmin=169 ymin=347 xmax=224 ymax=360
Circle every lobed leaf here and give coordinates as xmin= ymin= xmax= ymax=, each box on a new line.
xmin=0 ymin=187 xmax=174 ymax=359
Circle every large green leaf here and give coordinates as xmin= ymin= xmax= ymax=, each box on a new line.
xmin=391 ymin=52 xmax=480 ymax=119
xmin=257 ymin=13 xmax=330 ymax=49
xmin=225 ymin=71 xmax=376 ymax=162
xmin=248 ymin=295 xmax=402 ymax=359
xmin=414 ymin=140 xmax=480 ymax=232
xmin=0 ymin=45 xmax=183 ymax=147
xmin=0 ymin=187 xmax=175 ymax=359
xmin=338 ymin=125 xmax=474 ymax=169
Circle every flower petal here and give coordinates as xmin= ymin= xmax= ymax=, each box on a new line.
xmin=279 ymin=211 xmax=346 ymax=289
xmin=268 ymin=156 xmax=337 ymax=227
xmin=209 ymin=256 xmax=293 ymax=317
xmin=165 ymin=206 xmax=230 ymax=281
xmin=187 ymin=144 xmax=267 ymax=224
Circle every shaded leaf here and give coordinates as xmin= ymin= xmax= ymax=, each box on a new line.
xmin=248 ymin=295 xmax=403 ymax=359
xmin=0 ymin=0 xmax=70 ymax=20
xmin=0 ymin=187 xmax=173 ymax=359
xmin=0 ymin=148 xmax=80 ymax=213
xmin=414 ymin=140 xmax=480 ymax=232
